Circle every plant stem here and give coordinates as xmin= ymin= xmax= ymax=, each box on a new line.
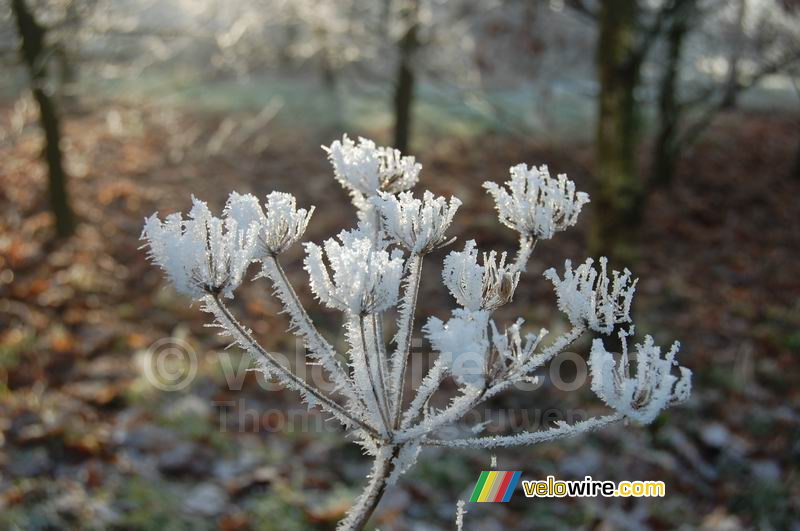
xmin=390 ymin=253 xmax=423 ymax=427
xmin=208 ymin=295 xmax=379 ymax=437
xmin=338 ymin=446 xmax=398 ymax=530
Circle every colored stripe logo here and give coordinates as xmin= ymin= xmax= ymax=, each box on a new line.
xmin=469 ymin=471 xmax=521 ymax=502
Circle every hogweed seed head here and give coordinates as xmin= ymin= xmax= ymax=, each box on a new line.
xmin=141 ymin=196 xmax=258 ymax=299
xmin=374 ymin=190 xmax=461 ymax=254
xmin=484 ymin=163 xmax=589 ymax=240
xmin=323 ymin=135 xmax=421 ymax=205
xmin=304 ymin=229 xmax=404 ymax=314
xmin=589 ymin=331 xmax=691 ymax=424
xmin=442 ymin=240 xmax=520 ymax=311
xmin=141 ymin=136 xmax=690 ymax=528
xmin=544 ymin=257 xmax=636 ymax=334
xmin=225 ymin=191 xmax=314 ymax=256
xmin=424 ymin=309 xmax=490 ymax=387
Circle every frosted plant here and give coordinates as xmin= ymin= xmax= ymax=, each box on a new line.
xmin=544 ymin=257 xmax=636 ymax=334
xmin=324 ymin=134 xmax=421 ymax=213
xmin=374 ymin=191 xmax=461 ymax=254
xmin=442 ymin=240 xmax=520 ymax=311
xmin=141 ymin=137 xmax=691 ymax=530
xmin=484 ymin=163 xmax=590 ymax=271
xmin=589 ymin=330 xmax=692 ymax=424
xmin=304 ymin=229 xmax=404 ymax=314
xmin=224 ymin=191 xmax=314 ymax=256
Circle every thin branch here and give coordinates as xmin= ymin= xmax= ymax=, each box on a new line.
xmin=347 ymin=314 xmax=391 ymax=437
xmin=364 ymin=315 xmax=392 ymax=431
xmin=260 ymin=256 xmax=361 ymax=404
xmin=423 ymin=413 xmax=623 ymax=448
xmin=511 ymin=235 xmax=537 ymax=274
xmin=677 ymin=50 xmax=800 ymax=149
xmin=389 ymin=252 xmax=424 ymax=427
xmin=205 ymin=294 xmax=379 ymax=438
xmin=400 ymin=356 xmax=449 ymax=430
xmin=394 ymin=386 xmax=484 ymax=444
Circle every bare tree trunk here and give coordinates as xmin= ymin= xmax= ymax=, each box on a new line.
xmin=651 ymin=1 xmax=693 ymax=187
xmin=12 ymin=0 xmax=75 ymax=238
xmin=392 ymin=0 xmax=419 ymax=153
xmin=590 ymin=0 xmax=642 ymax=265
xmin=721 ymin=0 xmax=747 ymax=110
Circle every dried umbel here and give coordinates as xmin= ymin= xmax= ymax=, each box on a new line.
xmin=374 ymin=191 xmax=461 ymax=254
xmin=442 ymin=240 xmax=520 ymax=311
xmin=141 ymin=137 xmax=690 ymax=530
xmin=589 ymin=330 xmax=692 ymax=424
xmin=484 ymin=163 xmax=590 ymax=241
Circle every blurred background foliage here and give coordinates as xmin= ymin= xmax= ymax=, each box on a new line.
xmin=1 ymin=0 xmax=799 ymax=529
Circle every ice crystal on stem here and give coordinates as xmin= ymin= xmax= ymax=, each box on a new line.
xmin=141 ymin=136 xmax=690 ymax=530
xmin=424 ymin=309 xmax=490 ymax=387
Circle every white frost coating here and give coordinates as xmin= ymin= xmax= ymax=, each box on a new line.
xmin=589 ymin=332 xmax=692 ymax=424
xmin=489 ymin=319 xmax=548 ymax=377
xmin=424 ymin=309 xmax=490 ymax=387
xmin=141 ymin=196 xmax=258 ymax=299
xmin=455 ymin=500 xmax=467 ymax=531
xmin=141 ymin=136 xmax=691 ymax=530
xmin=324 ymin=134 xmax=421 ymax=210
xmin=304 ymin=229 xmax=404 ymax=314
xmin=388 ymin=443 xmax=421 ymax=485
xmin=225 ymin=191 xmax=314 ymax=256
xmin=442 ymin=240 xmax=520 ymax=311
xmin=484 ymin=163 xmax=590 ymax=240
xmin=544 ymin=257 xmax=637 ymax=334
xmin=374 ymin=191 xmax=461 ymax=254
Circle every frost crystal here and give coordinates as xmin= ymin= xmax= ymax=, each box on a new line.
xmin=442 ymin=240 xmax=520 ymax=311
xmin=225 ymin=191 xmax=314 ymax=256
xmin=484 ymin=163 xmax=589 ymax=240
xmin=374 ymin=191 xmax=461 ymax=254
xmin=544 ymin=257 xmax=637 ymax=334
xmin=141 ymin=196 xmax=258 ymax=299
xmin=304 ymin=229 xmax=404 ymax=314
xmin=589 ymin=332 xmax=692 ymax=424
xmin=324 ymin=135 xmax=421 ymax=203
xmin=424 ymin=309 xmax=490 ymax=387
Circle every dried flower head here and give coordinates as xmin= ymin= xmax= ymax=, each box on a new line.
xmin=225 ymin=191 xmax=314 ymax=256
xmin=304 ymin=229 xmax=404 ymax=314
xmin=141 ymin=196 xmax=257 ymax=299
xmin=324 ymin=135 xmax=421 ymax=202
xmin=442 ymin=240 xmax=520 ymax=311
xmin=589 ymin=331 xmax=692 ymax=424
xmin=484 ymin=163 xmax=589 ymax=240
xmin=374 ymin=191 xmax=461 ymax=254
xmin=544 ymin=257 xmax=636 ymax=334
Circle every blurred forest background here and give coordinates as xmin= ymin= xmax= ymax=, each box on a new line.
xmin=1 ymin=0 xmax=800 ymax=529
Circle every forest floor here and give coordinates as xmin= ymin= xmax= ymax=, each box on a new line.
xmin=1 ymin=99 xmax=799 ymax=530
